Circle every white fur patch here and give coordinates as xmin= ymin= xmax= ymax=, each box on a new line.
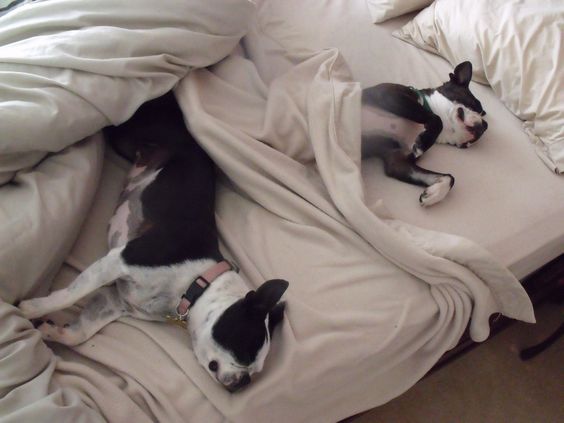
xmin=425 ymin=91 xmax=481 ymax=147
xmin=361 ymin=104 xmax=423 ymax=147
xmin=419 ymin=176 xmax=453 ymax=207
xmin=107 ymin=166 xmax=161 ymax=247
xmin=108 ymin=200 xmax=132 ymax=247
xmin=125 ymin=165 xmax=160 ymax=192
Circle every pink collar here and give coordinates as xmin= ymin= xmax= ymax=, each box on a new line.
xmin=174 ymin=260 xmax=237 ymax=319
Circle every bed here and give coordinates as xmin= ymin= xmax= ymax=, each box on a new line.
xmin=0 ymin=0 xmax=562 ymax=422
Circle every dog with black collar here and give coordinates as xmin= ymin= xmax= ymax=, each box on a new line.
xmin=361 ymin=61 xmax=488 ymax=206
xmin=18 ymin=92 xmax=289 ymax=393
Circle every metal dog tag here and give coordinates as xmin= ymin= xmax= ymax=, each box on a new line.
xmin=165 ymin=314 xmax=188 ymax=329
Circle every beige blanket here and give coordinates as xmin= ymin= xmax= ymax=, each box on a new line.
xmin=0 ymin=2 xmax=534 ymax=422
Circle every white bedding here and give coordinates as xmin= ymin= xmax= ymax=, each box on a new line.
xmin=245 ymin=0 xmax=564 ymax=279
xmin=394 ymin=0 xmax=564 ymax=174
xmin=0 ymin=1 xmax=554 ymax=422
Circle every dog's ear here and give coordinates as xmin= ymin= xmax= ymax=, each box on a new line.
xmin=449 ymin=61 xmax=472 ymax=87
xmin=268 ymin=301 xmax=286 ymax=334
xmin=244 ymin=279 xmax=289 ymax=317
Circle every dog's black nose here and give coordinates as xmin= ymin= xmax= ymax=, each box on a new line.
xmin=240 ymin=373 xmax=251 ymax=386
xmin=469 ymin=120 xmax=487 ymax=140
xmin=225 ymin=373 xmax=251 ymax=393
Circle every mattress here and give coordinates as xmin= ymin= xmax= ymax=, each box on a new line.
xmin=244 ymin=0 xmax=564 ymax=279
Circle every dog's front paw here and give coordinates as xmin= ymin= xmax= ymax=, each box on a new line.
xmin=18 ymin=299 xmax=44 ymax=320
xmin=34 ymin=320 xmax=77 ymax=345
xmin=419 ymin=175 xmax=454 ymax=207
xmin=35 ymin=319 xmax=59 ymax=341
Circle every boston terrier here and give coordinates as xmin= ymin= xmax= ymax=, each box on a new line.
xmin=18 ymin=92 xmax=289 ymax=393
xmin=361 ymin=61 xmax=487 ymax=206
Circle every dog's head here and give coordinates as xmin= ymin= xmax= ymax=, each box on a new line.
xmin=189 ymin=277 xmax=288 ymax=392
xmin=430 ymin=61 xmax=488 ymax=148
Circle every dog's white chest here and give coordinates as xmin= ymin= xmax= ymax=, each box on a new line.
xmin=361 ymin=105 xmax=423 ymax=146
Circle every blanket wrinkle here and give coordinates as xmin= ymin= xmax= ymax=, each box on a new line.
xmin=0 ymin=0 xmax=254 ymax=161
xmin=385 ymin=219 xmax=536 ymax=324
xmin=0 ymin=304 xmax=102 ymax=423
xmin=0 ymin=136 xmax=104 ymax=303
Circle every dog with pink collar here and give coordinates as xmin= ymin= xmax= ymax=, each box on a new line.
xmin=18 ymin=92 xmax=289 ymax=393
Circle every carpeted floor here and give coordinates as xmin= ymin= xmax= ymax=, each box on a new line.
xmin=350 ymin=301 xmax=563 ymax=423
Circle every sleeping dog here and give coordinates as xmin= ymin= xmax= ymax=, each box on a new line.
xmin=361 ymin=61 xmax=487 ymax=206
xmin=18 ymin=92 xmax=289 ymax=393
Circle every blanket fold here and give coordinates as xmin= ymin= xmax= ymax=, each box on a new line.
xmin=0 ymin=0 xmax=254 ymax=164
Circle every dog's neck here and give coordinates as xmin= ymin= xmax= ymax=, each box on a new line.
xmin=186 ymin=267 xmax=247 ymax=330
xmin=174 ymin=260 xmax=238 ymax=317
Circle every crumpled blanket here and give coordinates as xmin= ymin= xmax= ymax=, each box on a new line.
xmin=0 ymin=1 xmax=534 ymax=422
xmin=0 ymin=0 xmax=254 ymax=300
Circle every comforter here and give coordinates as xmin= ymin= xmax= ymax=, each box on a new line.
xmin=0 ymin=1 xmax=534 ymax=422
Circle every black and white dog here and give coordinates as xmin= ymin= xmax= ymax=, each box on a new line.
xmin=18 ymin=92 xmax=289 ymax=393
xmin=361 ymin=61 xmax=487 ymax=206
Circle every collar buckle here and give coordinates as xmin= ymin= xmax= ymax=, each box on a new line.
xmin=228 ymin=260 xmax=240 ymax=274
xmin=166 ymin=260 xmax=238 ymax=327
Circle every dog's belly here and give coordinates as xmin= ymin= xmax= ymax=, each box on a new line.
xmin=361 ymin=105 xmax=423 ymax=147
xmin=115 ymin=275 xmax=177 ymax=321
xmin=108 ymin=163 xmax=161 ymax=249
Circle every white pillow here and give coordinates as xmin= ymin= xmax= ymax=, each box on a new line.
xmin=365 ymin=0 xmax=433 ymax=23
xmin=393 ymin=0 xmax=564 ymax=174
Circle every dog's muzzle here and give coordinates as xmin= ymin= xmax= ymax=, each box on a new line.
xmin=467 ymin=120 xmax=488 ymax=140
xmin=460 ymin=120 xmax=488 ymax=148
xmin=223 ymin=372 xmax=251 ymax=393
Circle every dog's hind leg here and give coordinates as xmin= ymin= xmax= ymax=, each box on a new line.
xmin=379 ymin=147 xmax=455 ymax=207
xmin=35 ymin=286 xmax=126 ymax=346
xmin=19 ymin=247 xmax=127 ymax=319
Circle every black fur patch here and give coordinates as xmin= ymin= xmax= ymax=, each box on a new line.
xmin=212 ymin=299 xmax=268 ymax=366
xmin=105 ymin=93 xmax=223 ymax=267
xmin=212 ymin=280 xmax=287 ymax=365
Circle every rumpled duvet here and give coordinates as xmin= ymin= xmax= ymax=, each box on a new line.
xmin=0 ymin=1 xmax=535 ymax=422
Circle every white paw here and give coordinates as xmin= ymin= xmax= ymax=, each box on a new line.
xmin=38 ymin=322 xmax=58 ymax=341
xmin=35 ymin=320 xmax=68 ymax=343
xmin=435 ymin=137 xmax=456 ymax=146
xmin=19 ymin=299 xmax=43 ymax=319
xmin=412 ymin=145 xmax=424 ymax=159
xmin=419 ymin=175 xmax=454 ymax=207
